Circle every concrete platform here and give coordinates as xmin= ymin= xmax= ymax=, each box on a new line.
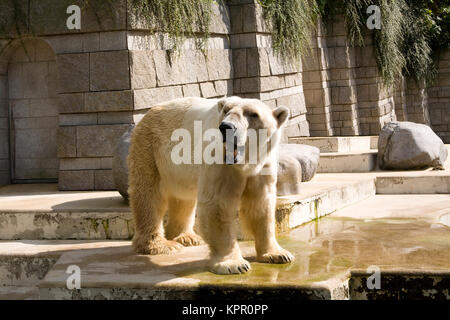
xmin=0 ymin=194 xmax=441 ymax=300
xmin=289 ymin=136 xmax=378 ymax=153
xmin=0 ymin=177 xmax=376 ymax=239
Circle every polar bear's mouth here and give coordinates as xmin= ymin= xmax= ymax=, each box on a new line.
xmin=224 ymin=143 xmax=244 ymax=165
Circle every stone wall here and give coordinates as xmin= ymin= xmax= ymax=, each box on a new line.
xmin=229 ymin=0 xmax=309 ymax=141
xmin=428 ymin=51 xmax=450 ymax=143
xmin=0 ymin=0 xmax=449 ymax=190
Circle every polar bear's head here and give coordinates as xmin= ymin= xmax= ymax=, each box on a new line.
xmin=217 ymin=96 xmax=289 ymax=165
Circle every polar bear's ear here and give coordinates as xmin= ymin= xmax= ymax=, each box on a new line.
xmin=273 ymin=106 xmax=290 ymax=128
xmin=217 ymin=98 xmax=227 ymax=113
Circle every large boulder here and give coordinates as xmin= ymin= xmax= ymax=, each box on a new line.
xmin=113 ymin=129 xmax=320 ymax=199
xmin=113 ymin=125 xmax=134 ymax=200
xmin=277 ymin=144 xmax=320 ymax=196
xmin=378 ymin=121 xmax=448 ymax=170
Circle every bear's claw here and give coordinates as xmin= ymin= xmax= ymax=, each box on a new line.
xmin=210 ymin=259 xmax=251 ymax=275
xmin=258 ymin=250 xmax=295 ymax=264
xmin=173 ymin=233 xmax=203 ymax=247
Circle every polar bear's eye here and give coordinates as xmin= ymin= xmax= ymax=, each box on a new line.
xmin=246 ymin=111 xmax=259 ymax=118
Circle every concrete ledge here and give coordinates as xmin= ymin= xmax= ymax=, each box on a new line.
xmin=289 ymin=136 xmax=377 ymax=153
xmin=277 ymin=178 xmax=375 ymax=231
xmin=317 ymin=151 xmax=378 ymax=173
xmin=376 ymin=175 xmax=450 ymax=194
xmin=0 ymin=177 xmax=377 ymax=240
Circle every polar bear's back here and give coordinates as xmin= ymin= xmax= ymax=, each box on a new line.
xmin=130 ymin=97 xmax=220 ymax=200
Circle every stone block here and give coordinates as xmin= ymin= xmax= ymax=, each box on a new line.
xmin=98 ymin=111 xmax=133 ymax=125
xmin=76 ymin=124 xmax=130 ymax=157
xmin=232 ymin=49 xmax=247 ymax=78
xmin=182 ymin=84 xmax=201 ymax=97
xmin=153 ymin=50 xmax=197 ymax=86
xmin=99 ymin=31 xmax=127 ymax=51
xmin=129 ymin=50 xmax=156 ymax=89
xmin=200 ymin=82 xmax=217 ymax=98
xmin=242 ymin=4 xmax=258 ymax=33
xmin=230 ymin=5 xmax=243 ymax=33
xmin=339 ymin=86 xmax=356 ymax=104
xmin=90 ymin=51 xmax=130 ymax=91
xmin=7 ymin=63 xmax=23 ymax=99
xmin=0 ymin=130 xmax=9 ymax=158
xmin=59 ymin=93 xmax=84 ymax=114
xmin=206 ymin=50 xmax=232 ymax=81
xmin=85 ymin=90 xmax=133 ymax=112
xmin=240 ymin=77 xmax=260 ymax=93
xmin=59 ymin=113 xmax=97 ymax=126
xmin=59 ymin=170 xmax=94 ymax=191
xmin=209 ymin=2 xmax=231 ymax=34
xmin=214 ymin=80 xmax=233 ymax=96
xmin=60 ymin=158 xmax=104 ymax=170
xmin=81 ymin=33 xmax=100 ymax=52
xmin=57 ymin=127 xmax=76 ymax=158
xmin=260 ymin=76 xmax=284 ymax=92
xmin=57 ymin=53 xmax=90 ymax=93
xmin=133 ymin=86 xmax=183 ymax=110
xmin=94 ymin=170 xmax=115 ymax=190
xmin=277 ymin=94 xmax=307 ymax=117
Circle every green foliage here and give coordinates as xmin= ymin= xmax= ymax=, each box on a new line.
xmin=258 ymin=0 xmax=319 ymax=62
xmin=322 ymin=0 xmax=438 ymax=87
xmin=129 ymin=0 xmax=217 ymax=51
xmin=2 ymin=0 xmax=450 ymax=89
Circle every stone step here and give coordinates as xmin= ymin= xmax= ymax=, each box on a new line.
xmin=0 ymin=286 xmax=39 ymax=300
xmin=0 ymin=178 xmax=376 ymax=240
xmin=376 ymin=175 xmax=450 ymax=194
xmin=0 ymin=194 xmax=441 ymax=300
xmin=288 ymin=136 xmax=378 ymax=153
xmin=0 ymin=241 xmax=122 ymax=287
xmin=317 ymin=151 xmax=378 ymax=173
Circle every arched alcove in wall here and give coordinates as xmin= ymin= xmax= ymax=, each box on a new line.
xmin=1 ymin=38 xmax=59 ymax=183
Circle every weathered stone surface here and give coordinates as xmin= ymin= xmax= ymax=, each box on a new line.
xmin=85 ymin=90 xmax=133 ymax=113
xmin=59 ymin=170 xmax=94 ymax=191
xmin=129 ymin=50 xmax=156 ymax=89
xmin=95 ymin=170 xmax=115 ymax=190
xmin=77 ymin=124 xmax=131 ymax=157
xmin=378 ymin=122 xmax=448 ymax=170
xmin=279 ymin=144 xmax=320 ymax=183
xmin=56 ymin=53 xmax=89 ymax=93
xmin=133 ymin=87 xmax=183 ymax=110
xmin=57 ymin=127 xmax=76 ymax=158
xmin=113 ymin=126 xmax=134 ymax=199
xmin=30 ymin=0 xmax=126 ymax=35
xmin=90 ymin=51 xmax=130 ymax=91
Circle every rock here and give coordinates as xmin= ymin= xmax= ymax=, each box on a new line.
xmin=279 ymin=144 xmax=320 ymax=181
xmin=113 ymin=132 xmax=320 ymax=198
xmin=378 ymin=121 xmax=448 ymax=170
xmin=113 ymin=125 xmax=134 ymax=200
xmin=277 ymin=144 xmax=320 ymax=196
xmin=277 ymin=153 xmax=302 ymax=196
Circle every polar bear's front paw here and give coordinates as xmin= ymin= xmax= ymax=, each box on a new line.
xmin=210 ymin=259 xmax=251 ymax=275
xmin=173 ymin=232 xmax=203 ymax=247
xmin=258 ymin=249 xmax=295 ymax=264
xmin=135 ymin=239 xmax=183 ymax=255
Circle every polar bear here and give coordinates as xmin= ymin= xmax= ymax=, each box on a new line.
xmin=128 ymin=96 xmax=294 ymax=274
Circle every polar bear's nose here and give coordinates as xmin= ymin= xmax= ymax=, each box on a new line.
xmin=219 ymin=122 xmax=236 ymax=142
